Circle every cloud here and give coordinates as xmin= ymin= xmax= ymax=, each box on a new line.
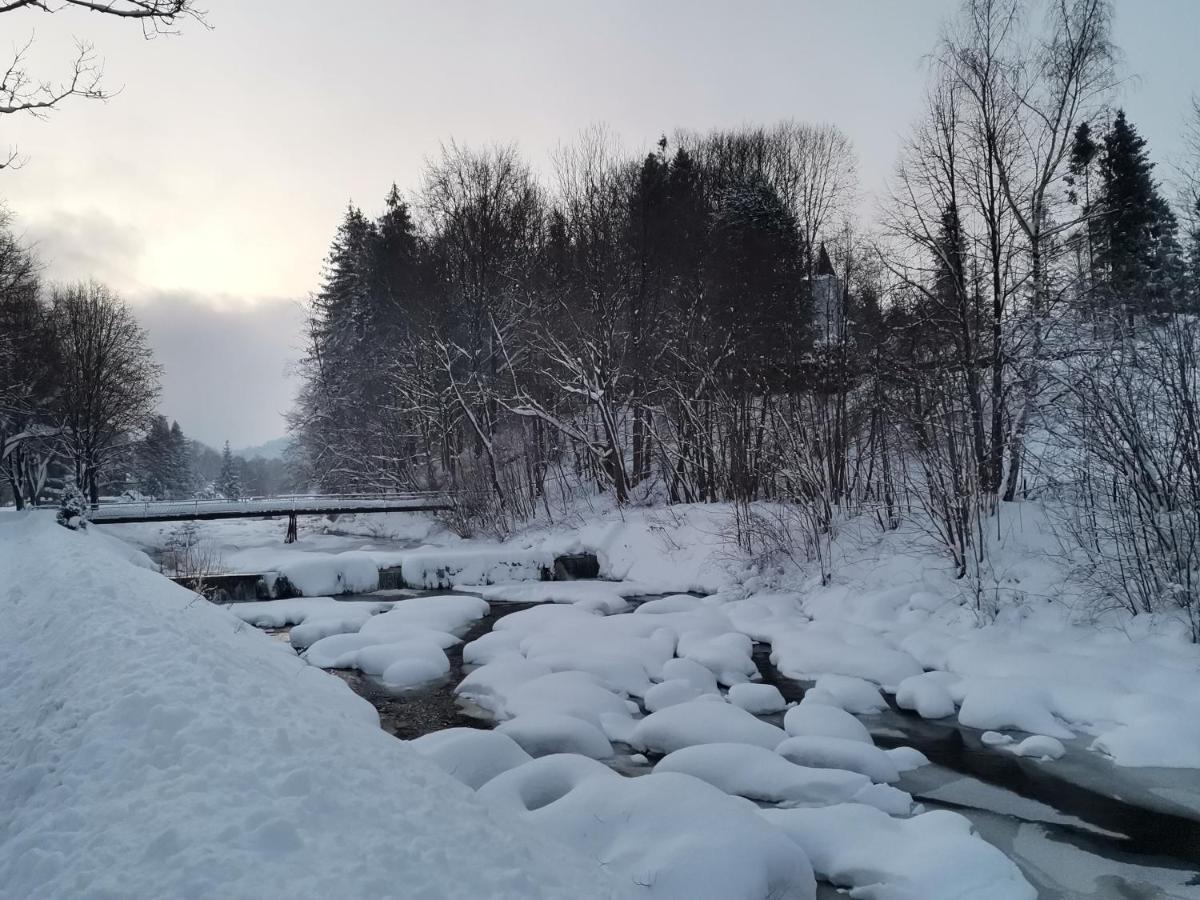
xmin=20 ymin=208 xmax=146 ymax=290
xmin=132 ymin=291 xmax=307 ymax=448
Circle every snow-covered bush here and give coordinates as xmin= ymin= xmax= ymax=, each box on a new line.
xmin=55 ymin=484 xmax=88 ymax=530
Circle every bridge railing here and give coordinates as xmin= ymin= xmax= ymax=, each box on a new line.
xmin=88 ymin=492 xmax=454 ymax=522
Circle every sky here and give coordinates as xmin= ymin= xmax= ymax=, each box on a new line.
xmin=2 ymin=0 xmax=1197 ymax=447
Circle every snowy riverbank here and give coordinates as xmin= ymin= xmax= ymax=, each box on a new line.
xmin=0 ymin=513 xmax=628 ymax=900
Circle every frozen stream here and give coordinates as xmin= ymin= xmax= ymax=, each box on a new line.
xmin=256 ymin=589 xmax=1200 ymax=900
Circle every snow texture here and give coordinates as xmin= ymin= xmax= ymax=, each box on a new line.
xmin=0 ymin=513 xmax=628 ymax=900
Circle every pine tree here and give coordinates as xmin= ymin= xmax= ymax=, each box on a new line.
xmin=217 ymin=440 xmax=241 ymax=500
xmin=137 ymin=415 xmax=172 ymax=498
xmin=1096 ymin=110 xmax=1183 ymax=320
xmin=167 ymin=420 xmax=192 ymax=497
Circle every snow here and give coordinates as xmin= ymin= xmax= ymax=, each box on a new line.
xmin=408 ymin=728 xmax=534 ymax=789
xmin=896 ymin=671 xmax=958 ymax=719
xmin=497 ymin=713 xmax=614 ymax=759
xmin=644 ymin=679 xmax=710 ymax=712
xmin=801 ymin=674 xmax=888 ymax=714
xmin=472 ymin=580 xmax=646 ymax=613
xmin=677 ymin=630 xmax=757 ymax=685
xmin=775 ymin=736 xmax=901 ymax=784
xmin=394 ymin=546 xmax=554 ymax=588
xmin=727 ymin=682 xmax=787 ymax=714
xmin=630 ymin=701 xmax=787 ymax=753
xmin=0 ymin=513 xmax=627 ymax=900
xmin=478 ymin=757 xmax=818 ymax=900
xmin=1007 ymin=735 xmax=1067 ymax=760
xmin=762 ymin=803 xmax=1036 ymax=900
xmin=660 ymin=656 xmax=720 ymax=693
xmin=358 ymin=593 xmax=489 ymax=637
xmin=770 ymin=629 xmax=923 ymax=690
xmin=783 ymin=702 xmax=874 ymax=744
xmin=955 ymin=680 xmax=1075 ymax=739
xmin=653 ymin=743 xmax=892 ymax=808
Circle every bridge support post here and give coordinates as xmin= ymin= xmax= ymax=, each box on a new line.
xmin=284 ymin=513 xmax=298 ymax=543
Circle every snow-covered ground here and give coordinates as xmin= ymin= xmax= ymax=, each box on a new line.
xmin=0 ymin=513 xmax=628 ymax=900
xmin=23 ymin=499 xmax=1200 ymax=897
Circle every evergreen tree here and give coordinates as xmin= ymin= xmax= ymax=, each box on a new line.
xmin=167 ymin=420 xmax=192 ymax=497
xmin=137 ymin=415 xmax=172 ymax=498
xmin=217 ymin=440 xmax=241 ymax=500
xmin=1096 ymin=110 xmax=1183 ymax=319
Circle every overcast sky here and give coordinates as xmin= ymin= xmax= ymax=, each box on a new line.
xmin=2 ymin=0 xmax=1197 ymax=447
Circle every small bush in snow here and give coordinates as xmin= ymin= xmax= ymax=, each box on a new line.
xmin=56 ymin=485 xmax=89 ymax=530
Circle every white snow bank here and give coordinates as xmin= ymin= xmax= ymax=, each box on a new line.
xmin=770 ymin=629 xmax=923 ymax=690
xmin=762 ymin=803 xmax=1035 ymax=900
xmin=631 ymin=701 xmax=786 ymax=753
xmin=0 ymin=514 xmax=627 ymax=900
xmin=478 ymin=756 xmax=817 ymax=900
xmin=472 ymin=580 xmax=646 ymax=613
xmin=395 ymin=546 xmax=553 ymax=588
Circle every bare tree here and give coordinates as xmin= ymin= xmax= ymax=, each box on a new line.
xmin=0 ymin=0 xmax=205 ymax=167
xmin=50 ymin=280 xmax=161 ymax=504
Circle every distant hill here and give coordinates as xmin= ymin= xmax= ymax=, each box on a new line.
xmin=233 ymin=436 xmax=293 ymax=461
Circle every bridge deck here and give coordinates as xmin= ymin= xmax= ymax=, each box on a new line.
xmin=89 ymin=493 xmax=453 ymax=524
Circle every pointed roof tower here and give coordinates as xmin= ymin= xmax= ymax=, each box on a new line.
xmin=816 ymin=242 xmax=836 ymax=277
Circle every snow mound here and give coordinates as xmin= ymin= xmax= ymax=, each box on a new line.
xmin=896 ymin=672 xmax=958 ymax=719
xmin=776 ymin=736 xmax=901 ymax=784
xmin=644 ymin=679 xmax=709 ymax=712
xmin=479 ymin=757 xmax=817 ymax=900
xmin=802 ymin=675 xmax=888 ymax=714
xmin=497 ymin=714 xmax=614 ymax=759
xmin=770 ymin=631 xmax=923 ymax=690
xmin=1007 ymin=735 xmax=1067 ymax=761
xmin=654 ymin=743 xmax=884 ymax=808
xmin=408 ymin=727 xmax=534 ymax=789
xmin=0 ymin=514 xmax=626 ymax=900
xmin=660 ymin=657 xmax=720 ymax=693
xmin=473 ymin=580 xmax=641 ymax=614
xmin=784 ymin=702 xmax=873 ymax=744
xmin=956 ymin=680 xmax=1074 ymax=739
xmin=359 ymin=594 xmax=489 ymax=638
xmin=631 ymin=701 xmax=787 ymax=753
xmin=728 ymin=682 xmax=787 ymax=714
xmin=762 ymin=803 xmax=1035 ymax=900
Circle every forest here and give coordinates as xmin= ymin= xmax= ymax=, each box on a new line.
xmin=289 ymin=1 xmax=1200 ymax=632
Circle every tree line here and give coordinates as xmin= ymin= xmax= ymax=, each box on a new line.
xmin=291 ymin=0 xmax=1200 ymax=635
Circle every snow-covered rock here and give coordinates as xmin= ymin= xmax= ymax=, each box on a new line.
xmin=762 ymin=803 xmax=1035 ymax=900
xmin=409 ymin=727 xmax=534 ymax=789
xmin=728 ymin=682 xmax=787 ymax=714
xmin=497 ymin=713 xmax=614 ymax=759
xmin=801 ymin=675 xmax=888 ymax=714
xmin=896 ymin=671 xmax=958 ymax=719
xmin=784 ymin=702 xmax=873 ymax=744
xmin=776 ymin=736 xmax=901 ymax=784
xmin=479 ymin=756 xmax=818 ymax=900
xmin=631 ymin=701 xmax=787 ymax=753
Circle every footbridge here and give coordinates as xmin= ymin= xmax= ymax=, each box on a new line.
xmin=90 ymin=493 xmax=454 ymax=541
